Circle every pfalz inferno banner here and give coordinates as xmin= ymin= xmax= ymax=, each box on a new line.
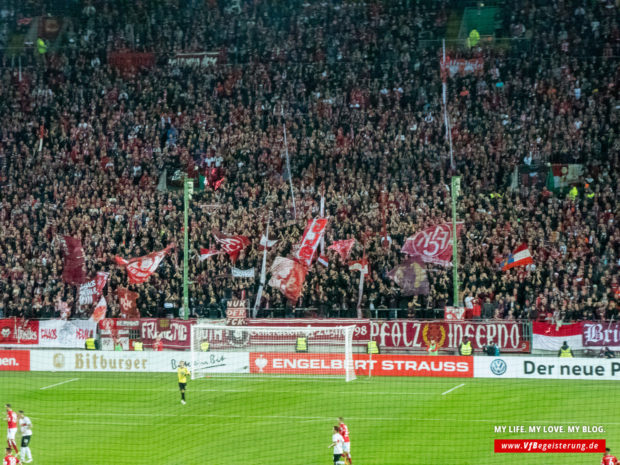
xmin=367 ymin=320 xmax=529 ymax=353
xmin=245 ymin=319 xmax=530 ymax=353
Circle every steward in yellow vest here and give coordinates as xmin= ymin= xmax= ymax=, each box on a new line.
xmin=367 ymin=340 xmax=379 ymax=354
xmin=134 ymin=341 xmax=144 ymax=351
xmin=85 ymin=337 xmax=96 ymax=350
xmin=558 ymin=341 xmax=574 ymax=358
xmin=295 ymin=337 xmax=308 ymax=353
xmin=459 ymin=337 xmax=473 ymax=355
xmin=200 ymin=341 xmax=210 ymax=352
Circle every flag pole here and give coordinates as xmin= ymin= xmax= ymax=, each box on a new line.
xmin=442 ymin=39 xmax=455 ymax=171
xmin=281 ymin=108 xmax=297 ymax=219
xmin=252 ymin=211 xmax=272 ymax=318
xmin=451 ymin=176 xmax=460 ymax=307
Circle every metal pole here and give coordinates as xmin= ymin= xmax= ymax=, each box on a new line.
xmin=182 ymin=177 xmax=190 ymax=319
xmin=282 ymin=110 xmax=297 ymax=219
xmin=252 ymin=211 xmax=271 ymax=317
xmin=451 ymin=176 xmax=460 ymax=306
xmin=442 ymin=39 xmax=455 ymax=170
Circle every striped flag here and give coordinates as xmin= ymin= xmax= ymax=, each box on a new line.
xmin=199 ymin=248 xmax=222 ymax=261
xmin=317 ymin=254 xmax=329 ymax=268
xmin=500 ymin=244 xmax=533 ymax=271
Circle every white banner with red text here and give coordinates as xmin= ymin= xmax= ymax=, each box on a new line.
xmin=37 ymin=320 xmax=98 ymax=348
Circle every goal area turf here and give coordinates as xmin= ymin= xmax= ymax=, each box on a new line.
xmin=2 ymin=371 xmax=618 ymax=464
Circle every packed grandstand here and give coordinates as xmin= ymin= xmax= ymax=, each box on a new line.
xmin=0 ymin=0 xmax=617 ymax=325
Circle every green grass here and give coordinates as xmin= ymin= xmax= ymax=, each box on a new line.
xmin=2 ymin=372 xmax=618 ymax=464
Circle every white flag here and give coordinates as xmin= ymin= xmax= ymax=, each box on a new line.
xmin=231 ymin=267 xmax=255 ymax=278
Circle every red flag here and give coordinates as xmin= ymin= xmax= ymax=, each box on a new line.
xmin=295 ymin=218 xmax=328 ymax=267
xmin=117 ymin=287 xmax=140 ymax=318
xmin=327 ymin=239 xmax=355 ymax=261
xmin=258 ymin=235 xmax=278 ymax=251
xmin=212 ymin=230 xmax=250 ymax=263
xmin=78 ymin=271 xmax=109 ymax=306
xmin=90 ymin=296 xmax=107 ymax=323
xmin=268 ymin=257 xmax=308 ymax=303
xmin=348 ymin=258 xmax=369 ymax=275
xmin=500 ymin=244 xmax=534 ymax=271
xmin=199 ymin=248 xmax=223 ymax=261
xmin=60 ymin=236 xmax=87 ymax=285
xmin=115 ymin=245 xmax=172 ymax=284
xmin=401 ymin=223 xmax=464 ymax=267
xmin=317 ymin=254 xmax=329 ymax=267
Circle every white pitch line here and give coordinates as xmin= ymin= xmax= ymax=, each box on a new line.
xmin=39 ymin=378 xmax=79 ymax=390
xmin=441 ymin=383 xmax=465 ymax=396
xmin=31 ymin=412 xmax=620 ymax=426
xmin=54 ymin=386 xmax=436 ymax=396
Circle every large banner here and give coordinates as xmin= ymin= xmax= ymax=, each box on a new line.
xmin=0 ymin=350 xmax=30 ymax=371
xmin=30 ymin=350 xmax=248 ymax=373
xmin=0 ymin=319 xmax=39 ymax=345
xmin=474 ymin=356 xmax=620 ymax=381
xmin=38 ymin=320 xmax=97 ymax=348
xmin=366 ymin=320 xmax=528 ymax=353
xmin=139 ymin=319 xmax=194 ymax=350
xmin=532 ymin=321 xmax=583 ymax=351
xmin=582 ymin=322 xmax=620 ymax=349
xmin=440 ymin=57 xmax=484 ymax=77
xmin=246 ymin=319 xmax=529 ymax=353
xmin=168 ymin=51 xmax=220 ymax=67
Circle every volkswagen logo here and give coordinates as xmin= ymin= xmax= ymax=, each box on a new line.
xmin=490 ymin=358 xmax=507 ymax=376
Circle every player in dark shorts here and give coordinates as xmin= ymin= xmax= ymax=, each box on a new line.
xmin=177 ymin=361 xmax=191 ymax=405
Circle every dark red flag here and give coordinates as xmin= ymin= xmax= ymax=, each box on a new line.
xmin=212 ymin=230 xmax=250 ymax=263
xmin=60 ymin=236 xmax=87 ymax=285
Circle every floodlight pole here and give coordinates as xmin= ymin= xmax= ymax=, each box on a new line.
xmin=451 ymin=176 xmax=460 ymax=307
xmin=182 ymin=177 xmax=191 ymax=319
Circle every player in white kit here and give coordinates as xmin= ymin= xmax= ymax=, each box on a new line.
xmin=329 ymin=425 xmax=345 ymax=465
xmin=17 ymin=412 xmax=32 ymax=464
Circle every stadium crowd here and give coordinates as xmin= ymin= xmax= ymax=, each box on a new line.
xmin=0 ymin=0 xmax=617 ymax=322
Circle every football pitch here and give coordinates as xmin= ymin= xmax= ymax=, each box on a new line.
xmin=2 ymin=371 xmax=618 ymax=465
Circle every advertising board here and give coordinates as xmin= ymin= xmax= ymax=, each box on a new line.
xmin=0 ymin=350 xmax=30 ymax=371
xmin=474 ymin=356 xmax=620 ymax=381
xmin=30 ymin=350 xmax=248 ymax=373
xmin=249 ymin=353 xmax=473 ymax=378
